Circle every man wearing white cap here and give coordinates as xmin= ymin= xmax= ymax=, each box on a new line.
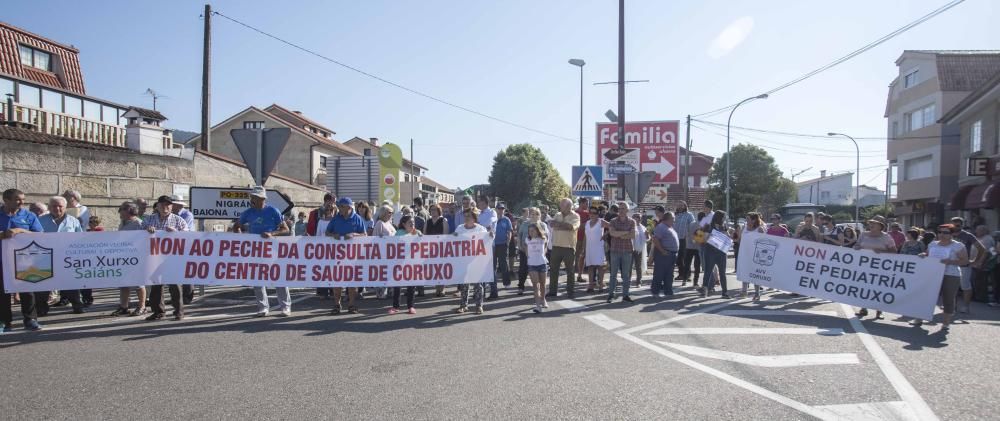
xmin=237 ymin=186 xmax=292 ymax=317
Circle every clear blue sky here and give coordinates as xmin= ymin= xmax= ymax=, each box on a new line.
xmin=5 ymin=0 xmax=997 ymax=190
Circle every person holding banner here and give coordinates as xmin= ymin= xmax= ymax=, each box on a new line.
xmin=142 ymin=195 xmax=188 ymax=321
xmin=37 ymin=196 xmax=86 ymax=316
xmin=425 ymin=203 xmax=450 ymax=298
xmin=310 ymin=203 xmax=337 ymax=300
xmin=739 ymin=212 xmax=766 ymax=301
xmin=327 ymin=197 xmax=368 ymax=315
xmin=389 ymin=215 xmax=421 ymax=315
xmin=699 ymin=210 xmax=731 ymax=299
xmin=372 ymin=205 xmax=397 ymax=300
xmin=112 ymin=201 xmax=147 ymax=317
xmin=238 ymin=187 xmax=292 ymax=318
xmin=0 ymin=189 xmax=45 ymax=332
xmin=913 ymin=224 xmax=968 ymax=328
xmin=852 ymin=218 xmax=898 ymax=320
xmin=454 ymin=207 xmax=488 ymax=314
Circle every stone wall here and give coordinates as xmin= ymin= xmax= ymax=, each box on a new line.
xmin=1 ymin=138 xmax=325 ymax=231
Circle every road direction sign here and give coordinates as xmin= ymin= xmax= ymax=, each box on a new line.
xmin=230 ymin=128 xmax=291 ymax=186
xmin=596 ymin=120 xmax=679 ymax=184
xmin=643 ymin=185 xmax=669 ymax=203
xmin=572 ymin=166 xmax=603 ymax=196
xmin=609 ymin=162 xmax=638 ymax=175
xmin=189 ymin=186 xmax=294 ymax=220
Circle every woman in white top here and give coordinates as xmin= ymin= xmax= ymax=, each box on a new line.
xmin=525 ymin=222 xmax=549 ymax=313
xmin=314 ymin=205 xmax=335 ymax=237
xmin=453 ymin=207 xmax=488 ymax=314
xmin=915 ymin=224 xmax=968 ymax=328
xmin=584 ymin=207 xmax=609 ymax=293
xmin=632 ymin=212 xmax=650 ymax=287
xmin=372 ymin=205 xmax=396 ymax=299
xmin=389 ymin=215 xmax=422 ymax=315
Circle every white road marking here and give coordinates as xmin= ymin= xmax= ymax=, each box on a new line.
xmin=619 ymin=299 xmax=744 ymax=335
xmin=583 ymin=313 xmax=626 ymax=330
xmin=656 ymin=341 xmax=859 ymax=367
xmin=642 ymin=327 xmax=844 ymax=336
xmin=813 ymin=401 xmax=916 ymax=421
xmin=615 ymin=330 xmax=837 ymax=420
xmin=718 ymin=309 xmax=839 ymax=317
xmin=839 ymin=304 xmax=939 ymax=421
xmin=553 ymin=299 xmax=586 ymax=311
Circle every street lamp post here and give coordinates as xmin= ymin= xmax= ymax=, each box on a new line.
xmin=828 ymin=132 xmax=861 ymax=224
xmin=725 ymin=94 xmax=768 ymax=218
xmin=568 ymin=59 xmax=586 ymax=165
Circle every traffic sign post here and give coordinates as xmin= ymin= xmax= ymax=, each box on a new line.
xmin=596 ymin=121 xmax=679 ymax=184
xmin=188 ymin=187 xmax=294 ymax=220
xmin=572 ymin=166 xmax=603 ymax=197
xmin=230 ymin=128 xmax=291 ymax=186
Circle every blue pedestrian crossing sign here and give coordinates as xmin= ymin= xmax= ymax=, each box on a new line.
xmin=572 ymin=166 xmax=603 ymax=196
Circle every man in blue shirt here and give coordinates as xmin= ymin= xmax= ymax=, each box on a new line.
xmin=38 ymin=196 xmax=86 ymax=316
xmin=0 ymin=189 xmax=45 ymax=332
xmin=488 ymin=203 xmax=513 ymax=300
xmin=238 ymin=186 xmax=291 ymax=317
xmin=326 ymin=197 xmax=367 ymax=314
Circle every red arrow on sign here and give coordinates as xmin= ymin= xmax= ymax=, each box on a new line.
xmin=657 ymin=190 xmax=668 ymax=200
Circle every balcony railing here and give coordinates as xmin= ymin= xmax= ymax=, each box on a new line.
xmin=0 ymin=102 xmax=126 ymax=148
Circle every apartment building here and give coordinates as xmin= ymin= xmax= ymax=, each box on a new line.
xmin=941 ymin=68 xmax=1000 ymax=230
xmin=885 ymin=50 xmax=1000 ymax=228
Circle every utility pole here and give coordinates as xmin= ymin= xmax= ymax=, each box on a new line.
xmin=683 ymin=115 xmax=691 ymax=202
xmin=410 ymin=138 xmax=415 ymax=204
xmin=200 ymin=4 xmax=212 ymax=151
xmin=616 ymin=0 xmax=626 ymax=200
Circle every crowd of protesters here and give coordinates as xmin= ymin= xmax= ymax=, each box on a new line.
xmin=2 ymin=186 xmax=998 ymax=333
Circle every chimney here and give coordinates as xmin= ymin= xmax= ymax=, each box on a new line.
xmin=820 ymin=170 xmax=827 ymax=178
xmin=369 ymin=137 xmax=379 ymax=146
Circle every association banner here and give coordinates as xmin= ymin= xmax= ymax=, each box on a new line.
xmin=736 ymin=232 xmax=945 ymax=320
xmin=2 ymin=231 xmax=494 ymax=293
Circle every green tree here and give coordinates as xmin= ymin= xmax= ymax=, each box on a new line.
xmin=488 ymin=144 xmax=571 ymax=210
xmin=861 ymin=204 xmax=894 ymax=221
xmin=759 ymin=177 xmax=797 ymax=216
xmin=707 ymin=144 xmax=784 ymax=218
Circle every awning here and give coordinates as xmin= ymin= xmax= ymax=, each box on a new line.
xmin=949 ymin=185 xmax=977 ymax=210
xmin=965 ymin=181 xmax=1000 ymax=209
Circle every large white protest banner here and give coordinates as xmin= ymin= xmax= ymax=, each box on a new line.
xmin=2 ymin=231 xmax=493 ymax=293
xmin=736 ymin=232 xmax=945 ymax=320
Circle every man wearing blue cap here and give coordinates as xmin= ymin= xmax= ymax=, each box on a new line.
xmin=326 ymin=197 xmax=367 ymax=314
xmin=237 ymin=186 xmax=292 ymax=317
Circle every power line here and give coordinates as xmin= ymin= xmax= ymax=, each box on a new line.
xmin=691 ymin=118 xmax=958 ymax=141
xmin=690 ymin=124 xmax=885 ymax=158
xmin=211 ymin=10 xmax=580 ymax=144
xmin=692 ymin=0 xmax=965 ymax=118
xmin=693 ymin=122 xmax=884 ymax=154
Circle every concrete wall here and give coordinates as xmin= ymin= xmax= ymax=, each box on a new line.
xmin=1 ymin=137 xmax=325 ymax=231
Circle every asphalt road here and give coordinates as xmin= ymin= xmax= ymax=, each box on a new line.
xmin=1 ymin=261 xmax=997 ymax=420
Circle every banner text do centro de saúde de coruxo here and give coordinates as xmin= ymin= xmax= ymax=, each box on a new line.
xmin=2 ymin=231 xmax=494 ymax=293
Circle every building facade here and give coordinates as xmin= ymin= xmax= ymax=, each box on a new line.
xmin=0 ymin=22 xmax=171 ymax=149
xmin=796 ymin=171 xmax=853 ymax=206
xmin=885 ymin=50 xmax=1000 ymax=228
xmin=186 ymin=104 xmax=361 ymax=188
xmin=941 ymin=69 xmax=1000 ymax=231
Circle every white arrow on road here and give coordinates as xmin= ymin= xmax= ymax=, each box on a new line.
xmin=656 ymin=341 xmax=859 ymax=367
xmin=643 ymin=156 xmax=675 ymax=176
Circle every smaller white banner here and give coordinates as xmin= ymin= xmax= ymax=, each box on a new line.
xmin=707 ymin=230 xmax=733 ymax=252
xmin=736 ymin=232 xmax=945 ymax=320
